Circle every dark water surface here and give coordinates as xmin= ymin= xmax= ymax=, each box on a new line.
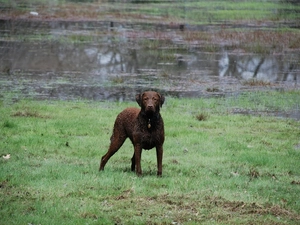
xmin=0 ymin=19 xmax=299 ymax=102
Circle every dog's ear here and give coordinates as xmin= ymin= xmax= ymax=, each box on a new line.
xmin=136 ymin=93 xmax=142 ymax=107
xmin=159 ymin=94 xmax=165 ymax=107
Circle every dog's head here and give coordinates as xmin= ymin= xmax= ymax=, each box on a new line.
xmin=136 ymin=91 xmax=165 ymax=115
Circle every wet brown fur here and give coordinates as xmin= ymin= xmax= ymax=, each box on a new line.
xmin=99 ymin=91 xmax=165 ymax=176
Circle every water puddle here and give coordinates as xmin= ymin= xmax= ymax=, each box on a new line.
xmin=0 ymin=19 xmax=299 ymax=119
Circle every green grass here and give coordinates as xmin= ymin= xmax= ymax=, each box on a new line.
xmin=1 ymin=0 xmax=299 ymax=24
xmin=1 ymin=90 xmax=300 ymax=224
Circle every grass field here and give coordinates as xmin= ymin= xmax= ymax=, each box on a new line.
xmin=1 ymin=0 xmax=299 ymax=25
xmin=1 ymin=90 xmax=300 ymax=224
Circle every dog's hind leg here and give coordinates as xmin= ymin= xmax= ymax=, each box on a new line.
xmin=99 ymin=130 xmax=127 ymax=171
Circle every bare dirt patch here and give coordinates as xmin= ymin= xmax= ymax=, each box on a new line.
xmin=110 ymin=193 xmax=300 ymax=223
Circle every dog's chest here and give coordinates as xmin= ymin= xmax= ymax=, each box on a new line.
xmin=133 ymin=115 xmax=163 ymax=150
xmin=141 ymin=130 xmax=158 ymax=149
xmin=136 ymin=123 xmax=161 ymax=149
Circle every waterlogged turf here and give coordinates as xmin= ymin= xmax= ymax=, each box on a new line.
xmin=1 ymin=91 xmax=300 ymax=224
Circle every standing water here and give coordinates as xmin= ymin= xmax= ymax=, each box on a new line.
xmin=0 ymin=1 xmax=299 ymax=101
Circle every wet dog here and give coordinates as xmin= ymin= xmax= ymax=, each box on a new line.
xmin=99 ymin=91 xmax=165 ymax=176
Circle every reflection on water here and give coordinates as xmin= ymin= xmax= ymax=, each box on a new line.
xmin=0 ymin=20 xmax=299 ymax=101
xmin=219 ymin=52 xmax=299 ymax=82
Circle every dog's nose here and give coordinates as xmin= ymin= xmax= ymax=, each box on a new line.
xmin=147 ymin=105 xmax=154 ymax=110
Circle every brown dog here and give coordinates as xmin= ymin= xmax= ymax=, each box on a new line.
xmin=99 ymin=91 xmax=165 ymax=176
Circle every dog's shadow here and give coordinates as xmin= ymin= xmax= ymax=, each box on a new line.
xmin=110 ymin=167 xmax=160 ymax=177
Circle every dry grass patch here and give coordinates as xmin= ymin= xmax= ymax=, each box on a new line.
xmin=11 ymin=110 xmax=50 ymax=118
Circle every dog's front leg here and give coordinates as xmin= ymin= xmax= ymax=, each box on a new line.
xmin=134 ymin=144 xmax=143 ymax=176
xmin=156 ymin=145 xmax=163 ymax=176
xmin=131 ymin=153 xmax=136 ymax=172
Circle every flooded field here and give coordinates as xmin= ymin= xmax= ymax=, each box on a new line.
xmin=0 ymin=0 xmax=299 ymax=102
xmin=1 ymin=20 xmax=299 ymax=101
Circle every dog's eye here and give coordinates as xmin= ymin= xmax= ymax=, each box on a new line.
xmin=143 ymin=97 xmax=149 ymax=101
